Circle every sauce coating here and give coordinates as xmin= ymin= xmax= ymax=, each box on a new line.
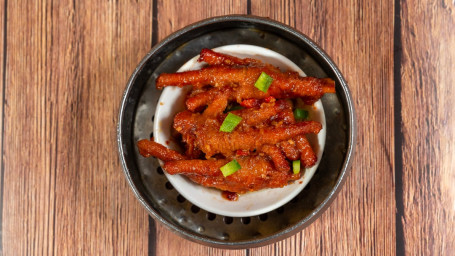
xmin=221 ymin=191 xmax=239 ymax=201
xmin=137 ymin=49 xmax=334 ymax=198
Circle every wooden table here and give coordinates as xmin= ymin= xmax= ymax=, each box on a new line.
xmin=1 ymin=0 xmax=454 ymax=255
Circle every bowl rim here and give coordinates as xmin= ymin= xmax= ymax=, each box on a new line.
xmin=117 ymin=14 xmax=356 ymax=249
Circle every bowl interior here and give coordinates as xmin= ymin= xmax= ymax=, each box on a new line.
xmin=119 ymin=16 xmax=353 ymax=248
xmin=154 ymin=44 xmax=326 ymax=217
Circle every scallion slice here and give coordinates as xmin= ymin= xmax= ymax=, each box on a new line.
xmin=293 ymin=160 xmax=301 ymax=174
xmin=220 ymin=113 xmax=242 ymax=132
xmin=294 ymin=108 xmax=309 ymax=121
xmin=220 ymin=159 xmax=241 ymax=177
xmin=254 ymin=72 xmax=273 ymax=92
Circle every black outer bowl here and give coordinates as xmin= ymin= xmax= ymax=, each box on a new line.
xmin=118 ymin=15 xmax=356 ymax=249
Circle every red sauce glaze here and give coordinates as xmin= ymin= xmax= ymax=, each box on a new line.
xmin=235 ymin=149 xmax=250 ymax=156
xmin=240 ymin=98 xmax=260 ymax=108
xmin=221 ymin=191 xmax=239 ymax=201
xmin=264 ymin=96 xmax=276 ymax=103
xmin=142 ymin=50 xmax=335 ymax=195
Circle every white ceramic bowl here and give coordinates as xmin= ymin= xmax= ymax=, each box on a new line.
xmin=154 ymin=44 xmax=326 ymax=217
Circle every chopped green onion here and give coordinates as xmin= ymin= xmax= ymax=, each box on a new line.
xmin=294 ymin=108 xmax=309 ymax=121
xmin=220 ymin=113 xmax=242 ymax=132
xmin=220 ymin=159 xmax=241 ymax=177
xmin=293 ymin=160 xmax=301 ymax=174
xmin=254 ymin=72 xmax=273 ymax=92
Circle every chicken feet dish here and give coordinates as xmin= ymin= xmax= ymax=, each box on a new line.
xmin=138 ymin=49 xmax=335 ymax=197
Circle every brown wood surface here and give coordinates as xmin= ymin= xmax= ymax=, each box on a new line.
xmin=250 ymin=1 xmax=396 ymax=255
xmin=154 ymin=2 xmax=247 ymax=255
xmin=400 ymin=0 xmax=455 ymax=255
xmin=1 ymin=1 xmax=152 ymax=255
xmin=0 ymin=0 xmax=454 ymax=255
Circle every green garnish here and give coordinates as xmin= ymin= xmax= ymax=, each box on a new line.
xmin=254 ymin=72 xmax=273 ymax=92
xmin=294 ymin=108 xmax=309 ymax=121
xmin=220 ymin=159 xmax=241 ymax=177
xmin=293 ymin=160 xmax=301 ymax=174
xmin=220 ymin=113 xmax=242 ymax=132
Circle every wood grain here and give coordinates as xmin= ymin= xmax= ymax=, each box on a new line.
xmin=0 ymin=0 xmax=4 ymax=253
xmin=2 ymin=1 xmax=152 ymax=255
xmin=153 ymin=2 xmax=249 ymax=255
xmin=400 ymin=0 xmax=455 ymax=254
xmin=156 ymin=0 xmax=247 ymax=41
xmin=249 ymin=0 xmax=396 ymax=255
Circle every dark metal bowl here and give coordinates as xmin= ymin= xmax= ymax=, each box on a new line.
xmin=117 ymin=15 xmax=356 ymax=249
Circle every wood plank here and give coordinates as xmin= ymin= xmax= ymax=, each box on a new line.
xmin=153 ymin=1 xmax=248 ymax=255
xmin=156 ymin=0 xmax=247 ymax=40
xmin=249 ymin=0 xmax=396 ymax=255
xmin=400 ymin=0 xmax=455 ymax=254
xmin=0 ymin=0 xmax=4 ymax=252
xmin=2 ymin=1 xmax=152 ymax=254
